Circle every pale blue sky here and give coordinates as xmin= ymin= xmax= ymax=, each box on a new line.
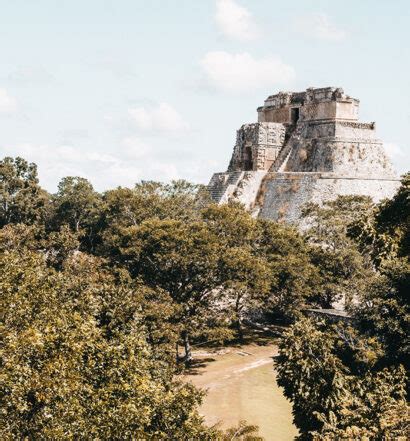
xmin=0 ymin=0 xmax=409 ymax=191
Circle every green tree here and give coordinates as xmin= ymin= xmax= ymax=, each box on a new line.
xmin=202 ymin=202 xmax=258 ymax=248
xmin=102 ymin=180 xmax=206 ymax=227
xmin=219 ymin=421 xmax=263 ymax=440
xmin=276 ymin=318 xmax=349 ymax=434
xmin=349 ymin=172 xmax=409 ymax=266
xmin=98 ymin=180 xmax=209 ymax=260
xmin=256 ymin=219 xmax=319 ymax=321
xmin=219 ymin=246 xmax=270 ymax=340
xmin=203 ymin=205 xmax=318 ymax=325
xmin=0 ymin=222 xmax=42 ymax=253
xmin=52 ymin=176 xmax=102 ymax=250
xmin=0 ymin=156 xmax=50 ymax=227
xmin=276 ymin=318 xmax=408 ymax=439
xmin=202 ymin=204 xmax=271 ymax=338
xmin=277 ymin=181 xmax=409 ymax=438
xmin=42 ymin=224 xmax=81 ymax=268
xmin=115 ymin=217 xmax=226 ymax=362
xmin=313 ymin=366 xmax=409 ymax=440
xmin=0 ymin=248 xmax=212 ymax=439
xmin=302 ymin=196 xmax=375 ymax=309
xmin=349 ymin=175 xmax=410 ymax=366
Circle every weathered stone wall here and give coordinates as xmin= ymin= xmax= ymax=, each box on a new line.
xmin=208 ymin=169 xmax=400 ymax=225
xmin=334 ymin=121 xmax=376 ymax=139
xmin=231 ymin=171 xmax=267 ymax=211
xmin=303 ymin=121 xmax=376 ymax=140
xmin=301 ymin=101 xmax=337 ymax=121
xmin=257 ymin=173 xmax=400 ymax=224
xmin=257 ymin=173 xmax=320 ymax=222
xmin=257 ymin=106 xmax=292 ymax=124
xmin=285 ymin=139 xmax=395 ymax=178
xmin=335 ymin=101 xmax=359 ymax=120
xmin=282 ymin=119 xmax=395 ymax=178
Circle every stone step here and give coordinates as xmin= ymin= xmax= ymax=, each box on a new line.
xmin=270 ymin=123 xmax=307 ymax=172
xmin=209 ymin=190 xmax=225 ymax=198
xmin=226 ymin=171 xmax=243 ymax=184
xmin=271 ymin=141 xmax=293 ymax=171
xmin=207 ymin=172 xmax=243 ymax=202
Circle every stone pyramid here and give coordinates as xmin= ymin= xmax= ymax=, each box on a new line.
xmin=208 ymin=87 xmax=399 ymax=223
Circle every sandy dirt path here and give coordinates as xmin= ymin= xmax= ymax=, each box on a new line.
xmin=183 ymin=343 xmax=298 ymax=440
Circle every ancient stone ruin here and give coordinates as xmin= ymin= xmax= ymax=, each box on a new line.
xmin=208 ymin=87 xmax=400 ymax=223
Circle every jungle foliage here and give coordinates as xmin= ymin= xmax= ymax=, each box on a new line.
xmin=0 ymin=156 xmax=408 ymax=439
xmin=277 ymin=174 xmax=409 ymax=439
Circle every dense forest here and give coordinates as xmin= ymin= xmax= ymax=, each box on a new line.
xmin=1 ymin=156 xmax=408 ymax=439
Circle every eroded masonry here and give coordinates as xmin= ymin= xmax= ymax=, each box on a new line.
xmin=208 ymin=87 xmax=400 ymax=223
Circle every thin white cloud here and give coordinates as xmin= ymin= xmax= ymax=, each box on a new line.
xmin=200 ymin=51 xmax=295 ymax=93
xmin=215 ymin=0 xmax=260 ymax=41
xmin=295 ymin=13 xmax=347 ymax=41
xmin=1 ymin=138 xmax=205 ymax=192
xmin=0 ymin=88 xmax=18 ymax=114
xmin=128 ymin=102 xmax=190 ymax=133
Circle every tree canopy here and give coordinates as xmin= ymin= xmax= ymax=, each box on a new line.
xmin=1 ymin=156 xmax=408 ymax=438
xmin=276 ymin=175 xmax=409 ymax=439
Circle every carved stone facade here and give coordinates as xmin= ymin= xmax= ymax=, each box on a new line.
xmin=208 ymin=87 xmax=400 ymax=224
xmin=228 ymin=123 xmax=286 ymax=171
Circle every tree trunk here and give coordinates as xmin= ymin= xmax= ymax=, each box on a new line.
xmin=235 ymin=316 xmax=244 ymax=342
xmin=235 ymin=296 xmax=244 ymax=342
xmin=182 ymin=330 xmax=192 ymax=364
xmin=324 ymin=290 xmax=333 ymax=309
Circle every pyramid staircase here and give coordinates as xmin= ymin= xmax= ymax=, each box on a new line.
xmin=208 ymin=171 xmax=244 ymax=202
xmin=270 ymin=123 xmax=305 ymax=172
